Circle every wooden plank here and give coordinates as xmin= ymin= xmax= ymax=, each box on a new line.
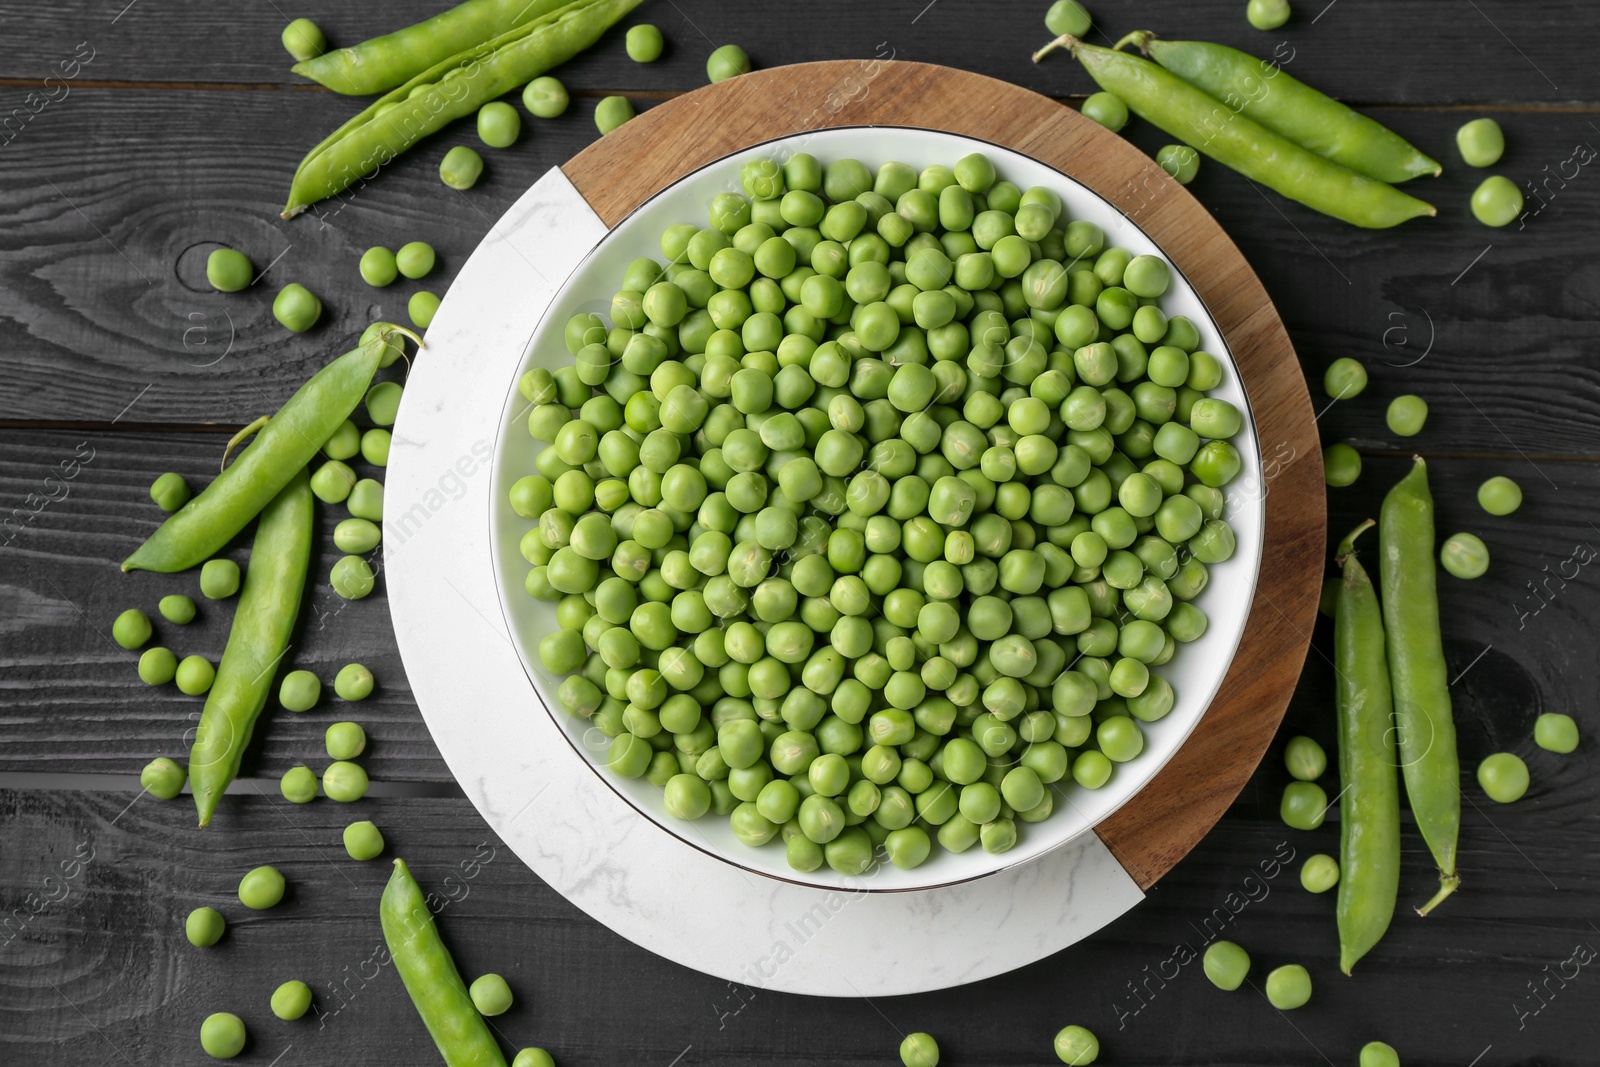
xmin=3 ymin=784 xmax=1595 ymax=1064
xmin=1 ymin=0 xmax=1595 ymax=103
xmin=3 ymin=85 xmax=1599 ymax=456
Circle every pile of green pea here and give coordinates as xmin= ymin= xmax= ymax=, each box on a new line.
xmin=513 ymin=149 xmax=1247 ymax=874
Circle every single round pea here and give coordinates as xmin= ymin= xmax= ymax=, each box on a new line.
xmin=271 ymin=979 xmax=313 ymax=1020
xmin=477 ymin=101 xmax=522 ymax=148
xmin=396 ymin=241 xmax=436 ymax=279
xmin=523 ymin=76 xmax=569 ymax=118
xmin=440 ymin=145 xmax=485 ymax=190
xmin=280 ymin=765 xmax=318 ymax=803
xmin=334 ymin=517 xmax=382 ymax=555
xmin=201 ymin=558 xmax=242 ymax=599
xmin=206 ymin=248 xmax=253 ymax=292
xmin=238 ymin=865 xmax=286 ymax=909
xmin=1471 ymin=175 xmax=1523 ymax=227
xmin=707 ymin=44 xmax=752 ymax=83
xmin=626 ymin=23 xmax=664 ymax=62
xmin=335 ymin=663 xmax=374 ymax=701
xmin=273 ymin=282 xmax=322 ymax=333
xmin=1300 ymin=852 xmax=1340 ymax=893
xmin=176 ymin=655 xmax=216 ymax=696
xmin=279 ymin=670 xmax=321 ymax=712
xmin=1123 ymin=254 xmax=1170 ymax=298
xmin=1323 ymin=357 xmax=1367 ymax=399
xmin=332 ymin=555 xmax=376 ymax=599
xmin=1283 ymin=735 xmax=1326 ymax=781
xmin=1202 ymin=939 xmax=1250 ymax=990
xmin=1156 ymin=144 xmax=1199 ymax=184
xmin=281 ymin=17 xmax=326 ymax=60
xmin=1385 ymin=394 xmax=1428 ymax=437
xmin=1246 ymin=0 xmax=1291 ymax=30
xmin=141 ymin=756 xmax=186 ymax=798
xmin=323 ymin=760 xmax=369 ymax=802
xmin=1456 ymin=117 xmax=1505 ymax=167
xmin=150 ymin=471 xmax=191 ymax=512
xmin=360 ymin=246 xmax=399 ymax=287
xmin=1081 ymin=92 xmax=1128 ymax=132
xmin=159 ymin=594 xmax=197 ymax=624
xmin=1265 ymin=963 xmax=1312 ymax=1009
xmin=139 ymin=646 xmax=178 ymax=686
xmin=1280 ymin=780 xmax=1327 ymax=830
xmin=1359 ymin=1042 xmax=1401 ymax=1067
xmin=1323 ymin=443 xmax=1361 ymax=487
xmin=1478 ymin=752 xmax=1529 ymax=803
xmin=1534 ymin=712 xmax=1578 ymax=754
xmin=1044 ymin=0 xmax=1092 ymax=36
xmin=113 ymin=607 xmax=152 ymax=649
xmin=343 ymin=820 xmax=385 ymax=861
xmin=1477 ymin=475 xmax=1522 ymax=515
xmin=1053 ymin=1024 xmax=1099 ymax=1065
xmin=200 ymin=1012 xmax=246 ymax=1059
xmin=900 ymin=1032 xmax=940 ymax=1067
xmin=1439 ymin=532 xmax=1489 ymax=579
xmin=186 ymin=905 xmax=225 ymax=947
xmin=514 ymin=1051 xmax=557 ymax=1067
xmin=326 ymin=721 xmax=367 ymax=760
xmin=595 ymin=96 xmax=636 ymax=135
xmin=470 ymin=973 xmax=513 ymax=1016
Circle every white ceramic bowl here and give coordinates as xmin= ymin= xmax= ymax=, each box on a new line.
xmin=489 ymin=126 xmax=1263 ymax=892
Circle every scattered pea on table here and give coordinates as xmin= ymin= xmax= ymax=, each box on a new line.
xmin=159 ymin=594 xmax=197 ymax=624
xmin=200 ymin=1011 xmax=247 ymax=1059
xmin=1044 ymin=0 xmax=1092 ymax=37
xmin=1265 ymin=963 xmax=1312 ymax=1009
xmin=1283 ymin=735 xmax=1326 ymax=780
xmin=323 ymin=761 xmax=370 ymax=802
xmin=1246 ymin=0 xmax=1291 ymax=30
xmin=1280 ymin=780 xmax=1328 ymax=830
xmin=279 ymin=670 xmax=321 ymax=712
xmin=1360 ymin=1041 xmax=1402 ymax=1067
xmin=1386 ymin=394 xmax=1428 ymax=437
xmin=523 ymin=76 xmax=569 ymax=118
xmin=1477 ymin=475 xmax=1522 ymax=515
xmin=1052 ymin=1024 xmax=1100 ymax=1065
xmin=176 ymin=655 xmax=216 ymax=696
xmin=280 ymin=17 xmax=326 ymax=62
xmin=1534 ymin=712 xmax=1578 ymax=753
xmin=335 ymin=662 xmax=375 ymax=700
xmin=150 ymin=472 xmax=191 ymax=512
xmin=440 ymin=145 xmax=485 ymax=190
xmin=1477 ymin=752 xmax=1529 ymax=803
xmin=365 ymin=381 xmax=404 ymax=426
xmin=478 ymin=101 xmax=522 ymax=148
xmin=1323 ymin=443 xmax=1361 ymax=487
xmin=1202 ymin=940 xmax=1251 ymax=990
xmin=1300 ymin=853 xmax=1340 ymax=893
xmin=138 ymin=647 xmax=178 ymax=686
xmin=335 ymin=517 xmax=382 ymax=554
xmin=396 ymin=241 xmax=436 ymax=279
xmin=280 ymin=765 xmax=319 ymax=803
xmin=1081 ymin=91 xmax=1128 ymax=131
xmin=324 ymin=418 xmax=363 ymax=458
xmin=1470 ymin=175 xmax=1523 ymax=227
xmin=360 ymin=246 xmax=399 ymax=287
xmin=238 ymin=865 xmax=287 ymax=910
xmin=185 ymin=906 xmax=226 ymax=947
xmin=271 ymin=979 xmax=313 ymax=1021
xmin=409 ymin=290 xmax=441 ymax=329
xmin=900 ymin=1032 xmax=940 ymax=1067
xmin=140 ymin=756 xmax=186 ymax=798
xmin=706 ymin=43 xmax=751 ymax=83
xmin=595 ymin=95 xmax=636 ymax=135
xmin=626 ymin=23 xmax=664 ymax=62
xmin=1439 ymin=532 xmax=1489 ymax=579
xmin=513 ymin=1050 xmax=557 ymax=1067
xmin=113 ymin=608 xmax=152 ymax=650
xmin=200 ymin=558 xmax=242 ymax=599
xmin=348 ymin=479 xmax=384 ymax=521
xmin=1156 ymin=144 xmax=1199 ymax=184
xmin=331 ymin=555 xmax=377 ymax=599
xmin=326 ymin=721 xmax=367 ymax=760
xmin=311 ymin=459 xmax=358 ymax=504
xmin=1456 ymin=118 xmax=1505 ymax=167
xmin=206 ymin=248 xmax=253 ymax=293
xmin=1323 ymin=356 xmax=1368 ymax=399
xmin=343 ymin=820 xmax=386 ymax=861
xmin=273 ymin=282 xmax=323 ymax=332
xmin=470 ymin=973 xmax=514 ymax=1016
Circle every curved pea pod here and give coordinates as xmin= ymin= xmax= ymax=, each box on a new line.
xmin=1055 ymin=37 xmax=1435 ymax=229
xmin=1333 ymin=521 xmax=1400 ymax=973
xmin=292 ymin=0 xmax=569 ymax=96
xmin=382 ymin=859 xmax=509 ymax=1067
xmin=1132 ymin=34 xmax=1441 ymax=183
xmin=1380 ymin=457 xmax=1460 ymax=914
xmin=189 ymin=469 xmax=313 ymax=827
xmin=283 ymin=0 xmax=645 ymax=219
xmin=123 ymin=329 xmax=416 ymax=573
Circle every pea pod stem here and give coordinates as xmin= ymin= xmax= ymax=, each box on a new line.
xmin=121 ymin=327 xmax=418 ymax=573
xmin=1052 ymin=37 xmax=1435 ymax=228
xmin=283 ymin=0 xmax=644 ymax=219
xmin=1379 ymin=457 xmax=1461 ymax=915
xmin=189 ymin=469 xmax=313 ymax=826
xmin=381 ymin=858 xmax=509 ymax=1067
xmin=222 ymin=415 xmax=270 ymax=472
xmin=1333 ymin=520 xmax=1401 ymax=973
xmin=292 ymin=0 xmax=570 ymax=96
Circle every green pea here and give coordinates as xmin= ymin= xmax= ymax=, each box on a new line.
xmin=138 ymin=646 xmax=178 ymax=686
xmin=1359 ymin=1042 xmax=1401 ymax=1067
xmin=1477 ymin=752 xmax=1528 ymax=803
xmin=396 ymin=241 xmax=436 ymax=279
xmin=1534 ymin=712 xmax=1578 ymax=754
xmin=1280 ymin=780 xmax=1327 ymax=830
xmin=470 ymin=973 xmax=514 ymax=1016
xmin=273 ymin=282 xmax=322 ymax=333
xmin=1300 ymin=853 xmax=1340 ymax=893
xmin=281 ymin=16 xmax=326 ymax=61
xmin=1470 ymin=174 xmax=1523 ymax=227
xmin=626 ymin=23 xmax=665 ymax=62
xmin=900 ymin=1032 xmax=940 ymax=1067
xmin=1477 ymin=475 xmax=1521 ymax=515
xmin=176 ymin=655 xmax=216 ymax=696
xmin=335 ymin=662 xmax=375 ymax=700
xmin=200 ymin=1012 xmax=247 ymax=1059
xmin=158 ymin=594 xmax=197 ymax=624
xmin=272 ymin=979 xmax=314 ymax=1020
xmin=1283 ymin=735 xmax=1326 ymax=780
xmin=206 ymin=248 xmax=253 ymax=292
xmin=149 ymin=471 xmax=191 ymax=512
xmin=360 ymin=246 xmax=398 ymax=287
xmin=1323 ymin=443 xmax=1361 ymax=487
xmin=112 ymin=607 xmax=152 ymax=650
xmin=280 ymin=765 xmax=318 ymax=803
xmin=1439 ymin=532 xmax=1489 ymax=579
xmin=477 ymin=101 xmax=522 ymax=148
xmin=1456 ymin=117 xmax=1504 ymax=167
xmin=1156 ymin=144 xmax=1199 ymax=184
xmin=238 ymin=865 xmax=286 ymax=909
xmin=141 ymin=756 xmax=186 ymax=798
xmin=323 ymin=760 xmax=369 ymax=802
xmin=1044 ymin=0 xmax=1092 ymax=36
xmin=1323 ymin=356 xmax=1367 ymax=399
xmin=1386 ymin=394 xmax=1428 ymax=437
xmin=311 ymin=460 xmax=357 ymax=504
xmin=332 ymin=555 xmax=376 ymax=599
xmin=523 ymin=76 xmax=569 ymax=118
xmin=343 ymin=820 xmax=385 ymax=861
xmin=326 ymin=721 xmax=367 ymax=760
xmin=1265 ymin=963 xmax=1312 ymax=1009
xmin=1201 ymin=939 xmax=1250 ymax=990
xmin=514 ymin=1051 xmax=557 ymax=1067
xmin=707 ymin=43 xmax=751 ymax=83
xmin=1081 ymin=92 xmax=1128 ymax=131
xmin=595 ymin=96 xmax=636 ymax=135
xmin=186 ymin=905 xmax=225 ymax=947
xmin=1246 ymin=0 xmax=1291 ymax=30
xmin=1052 ymin=1024 xmax=1100 ymax=1065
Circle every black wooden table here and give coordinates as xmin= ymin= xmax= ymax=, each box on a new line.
xmin=4 ymin=2 xmax=1598 ymax=1063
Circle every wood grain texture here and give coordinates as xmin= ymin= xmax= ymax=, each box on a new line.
xmin=562 ymin=59 xmax=1321 ymax=888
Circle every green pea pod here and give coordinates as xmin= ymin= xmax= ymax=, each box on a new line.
xmin=122 ymin=328 xmax=416 ymax=573
xmin=1051 ymin=37 xmax=1435 ymax=228
xmin=382 ymin=858 xmax=509 ymax=1067
xmin=1128 ymin=33 xmax=1441 ymax=183
xmin=1379 ymin=457 xmax=1460 ymax=914
xmin=293 ymin=0 xmax=570 ymax=96
xmin=1333 ymin=520 xmax=1400 ymax=973
xmin=283 ymin=0 xmax=644 ymax=219
xmin=190 ymin=469 xmax=313 ymax=827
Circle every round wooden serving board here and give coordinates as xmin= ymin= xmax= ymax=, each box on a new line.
xmin=565 ymin=60 xmax=1325 ymax=890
